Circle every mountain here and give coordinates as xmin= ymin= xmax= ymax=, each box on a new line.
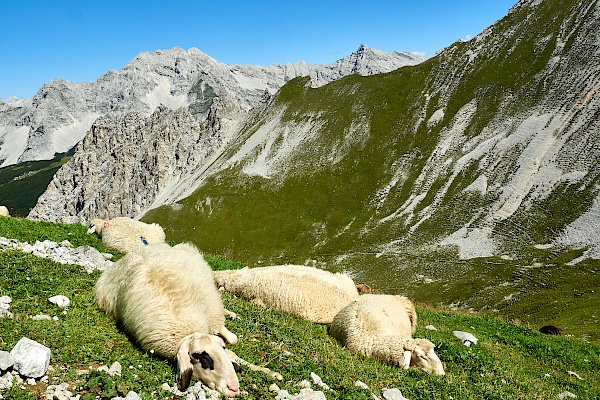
xmin=25 ymin=0 xmax=600 ymax=336
xmin=138 ymin=0 xmax=600 ymax=262
xmin=0 ymin=45 xmax=423 ymax=168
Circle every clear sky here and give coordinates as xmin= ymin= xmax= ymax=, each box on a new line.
xmin=0 ymin=0 xmax=517 ymax=100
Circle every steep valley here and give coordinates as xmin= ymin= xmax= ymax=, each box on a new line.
xmin=4 ymin=0 xmax=599 ymax=341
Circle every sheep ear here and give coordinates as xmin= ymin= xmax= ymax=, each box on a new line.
xmin=402 ymin=350 xmax=412 ymax=369
xmin=86 ymin=225 xmax=97 ymax=234
xmin=176 ymin=339 xmax=194 ymax=390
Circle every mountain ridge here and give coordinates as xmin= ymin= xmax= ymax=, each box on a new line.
xmin=0 ymin=45 xmax=423 ymax=168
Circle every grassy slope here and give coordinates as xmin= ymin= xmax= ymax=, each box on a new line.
xmin=0 ymin=149 xmax=74 ymax=217
xmin=143 ymin=0 xmax=600 ymax=341
xmin=0 ymin=217 xmax=599 ymax=400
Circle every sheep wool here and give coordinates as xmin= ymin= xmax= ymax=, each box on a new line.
xmin=214 ymin=265 xmax=359 ymax=324
xmin=87 ymin=217 xmax=166 ymax=253
xmin=329 ymin=294 xmax=445 ymax=375
xmin=94 ymin=242 xmax=241 ymax=395
xmin=330 ymin=294 xmax=417 ymax=342
xmin=0 ymin=206 xmax=9 ymax=217
xmin=94 ymin=242 xmax=228 ymax=357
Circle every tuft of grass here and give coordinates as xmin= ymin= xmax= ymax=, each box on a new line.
xmin=1 ymin=217 xmax=599 ymax=399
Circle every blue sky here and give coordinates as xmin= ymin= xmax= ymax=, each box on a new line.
xmin=1 ymin=0 xmax=517 ymax=100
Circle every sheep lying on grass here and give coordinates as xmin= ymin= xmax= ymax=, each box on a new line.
xmin=87 ymin=217 xmax=165 ymax=253
xmin=94 ymin=242 xmax=281 ymax=396
xmin=214 ymin=265 xmax=360 ymax=324
xmin=0 ymin=206 xmax=9 ymax=217
xmin=329 ymin=294 xmax=445 ymax=375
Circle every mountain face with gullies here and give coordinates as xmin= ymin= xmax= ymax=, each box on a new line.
xmin=0 ymin=44 xmax=423 ymax=168
xmin=24 ymin=0 xmax=600 ymax=338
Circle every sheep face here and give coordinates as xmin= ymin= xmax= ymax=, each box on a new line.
xmin=87 ymin=219 xmax=106 ymax=234
xmin=176 ymin=333 xmax=240 ymax=397
xmin=410 ymin=345 xmax=445 ymax=376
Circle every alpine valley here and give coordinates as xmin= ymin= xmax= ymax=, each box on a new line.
xmin=2 ymin=0 xmax=599 ymax=341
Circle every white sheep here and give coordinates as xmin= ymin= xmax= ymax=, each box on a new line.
xmin=94 ymin=242 xmax=242 ymax=395
xmin=0 ymin=206 xmax=9 ymax=217
xmin=87 ymin=217 xmax=166 ymax=253
xmin=328 ymin=294 xmax=445 ymax=375
xmin=213 ymin=265 xmax=360 ymax=324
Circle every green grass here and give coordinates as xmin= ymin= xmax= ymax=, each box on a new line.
xmin=1 ymin=217 xmax=599 ymax=399
xmin=0 ymin=149 xmax=74 ymax=217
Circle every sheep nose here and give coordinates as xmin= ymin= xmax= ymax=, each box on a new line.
xmin=225 ymin=384 xmax=240 ymax=397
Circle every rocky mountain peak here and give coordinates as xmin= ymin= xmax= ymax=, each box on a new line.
xmin=0 ymin=45 xmax=423 ymax=168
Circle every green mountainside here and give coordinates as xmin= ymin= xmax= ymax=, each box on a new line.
xmin=144 ymin=0 xmax=600 ymax=339
xmin=0 ymin=149 xmax=74 ymax=217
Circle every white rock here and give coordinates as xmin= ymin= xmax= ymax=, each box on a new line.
xmin=276 ymin=388 xmax=327 ymax=400
xmin=0 ymin=372 xmax=14 ymax=391
xmin=453 ymin=330 xmax=478 ymax=346
xmin=125 ymin=391 xmax=142 ymax=400
xmin=0 ymin=351 xmax=14 ymax=371
xmin=297 ymin=380 xmax=311 ymax=389
xmin=10 ymin=337 xmax=51 ymax=378
xmin=108 ymin=361 xmax=122 ymax=376
xmin=558 ymin=391 xmax=577 ymax=399
xmin=48 ymin=295 xmax=70 ymax=309
xmin=45 ymin=383 xmax=73 ymax=400
xmin=425 ymin=325 xmax=438 ymax=331
xmin=310 ymin=372 xmax=330 ymax=391
xmin=31 ymin=314 xmax=52 ymax=321
xmin=355 ymin=380 xmax=369 ymax=389
xmin=382 ymin=388 xmax=409 ymax=400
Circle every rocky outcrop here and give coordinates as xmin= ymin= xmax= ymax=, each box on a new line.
xmin=28 ymin=103 xmax=231 ymax=223
xmin=0 ymin=45 xmax=423 ymax=168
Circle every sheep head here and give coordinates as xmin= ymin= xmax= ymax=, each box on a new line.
xmin=176 ymin=333 xmax=240 ymax=397
xmin=213 ymin=267 xmax=249 ymax=290
xmin=404 ymin=339 xmax=445 ymax=376
xmin=87 ymin=218 xmax=107 ymax=235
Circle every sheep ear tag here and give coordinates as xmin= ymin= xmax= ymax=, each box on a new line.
xmin=193 ymin=351 xmax=215 ymax=370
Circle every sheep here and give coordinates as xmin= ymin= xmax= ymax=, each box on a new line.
xmin=0 ymin=206 xmax=9 ymax=217
xmin=213 ymin=265 xmax=360 ymax=324
xmin=87 ymin=217 xmax=166 ymax=253
xmin=328 ymin=294 xmax=444 ymax=376
xmin=94 ymin=242 xmax=243 ymax=395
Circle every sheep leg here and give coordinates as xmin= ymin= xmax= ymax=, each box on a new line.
xmin=402 ymin=350 xmax=412 ymax=369
xmin=224 ymin=308 xmax=237 ymax=319
xmin=225 ymin=349 xmax=283 ymax=381
xmin=219 ymin=326 xmax=238 ymax=345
